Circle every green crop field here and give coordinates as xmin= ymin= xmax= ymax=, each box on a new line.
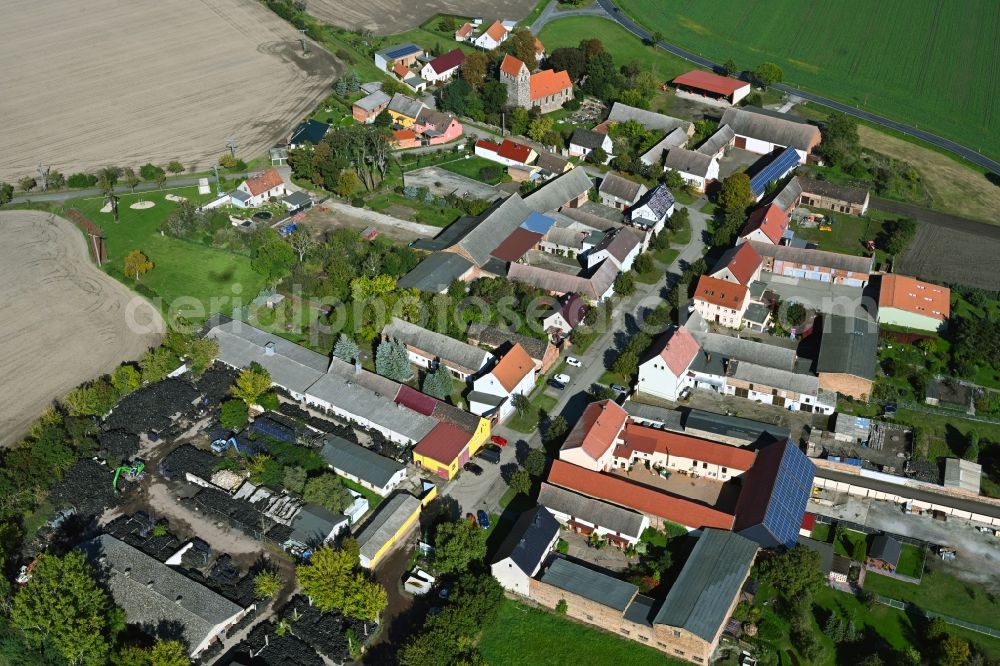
xmin=615 ymin=0 xmax=1000 ymax=161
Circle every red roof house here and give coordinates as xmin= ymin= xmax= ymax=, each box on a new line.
xmin=711 ymin=242 xmax=763 ymax=287
xmin=559 ymin=400 xmax=629 ymax=471
xmin=739 ymin=203 xmax=790 ymax=245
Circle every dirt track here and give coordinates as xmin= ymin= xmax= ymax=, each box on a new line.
xmin=0 ymin=211 xmax=164 ymax=447
xmin=307 ymin=0 xmax=538 ymax=34
xmin=0 ymin=0 xmax=340 ymax=182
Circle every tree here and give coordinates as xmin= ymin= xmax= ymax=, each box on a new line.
xmin=166 ymin=161 xmax=185 ymax=174
xmin=508 ymin=467 xmax=531 ymax=496
xmin=482 ymin=80 xmax=509 ymax=111
xmin=253 ymin=570 xmax=283 ymax=599
xmin=333 ymin=335 xmax=360 ymax=364
xmin=220 ymin=399 xmax=249 ymax=430
xmin=251 ymin=235 xmax=296 ymax=282
xmin=612 ymin=350 xmax=638 ymax=379
xmin=123 ymin=167 xmax=140 ymax=193
xmin=524 ymin=448 xmax=547 ymax=477
xmin=820 ymin=111 xmax=861 ymax=167
xmin=753 ymin=62 xmax=784 ymax=86
xmin=375 ymin=339 xmax=412 ymax=381
xmin=938 ymin=636 xmax=971 ymax=666
xmin=140 ymin=346 xmax=176 ymax=383
xmin=18 ymin=176 xmax=37 ymax=192
xmin=883 ymin=217 xmax=918 ymax=255
xmin=438 ymin=15 xmax=456 ymax=32
xmin=964 ymin=431 xmax=980 ymax=462
xmin=296 ymin=546 xmax=386 ymax=619
xmin=124 ymin=250 xmax=153 ymax=280
xmin=508 ymin=106 xmax=531 ymax=136
xmin=433 ymin=521 xmax=487 ymax=573
xmin=547 ymin=47 xmax=587 ymax=82
xmin=758 ymin=546 xmax=824 ymax=600
xmin=512 ymin=392 xmax=531 ymax=417
xmin=111 ymin=364 xmax=141 ymax=395
xmin=139 ymin=163 xmax=163 ymax=180
xmin=283 ymin=466 xmax=307 ymax=494
xmin=461 ymin=51 xmax=490 ymax=89
xmin=232 ymin=364 xmax=272 ymax=405
xmin=586 ymin=146 xmax=608 ymax=165
xmin=304 ymin=474 xmax=353 ymax=513
xmin=334 ymin=170 xmax=361 ymax=197
xmin=786 ymin=302 xmax=807 ymax=326
xmin=63 ymin=379 xmax=117 ymax=417
xmin=288 ymin=227 xmax=316 ymax=262
xmin=504 ymin=28 xmax=537 ymax=66
xmin=650 ymin=30 xmax=663 ymax=46
xmin=147 ymin=641 xmax=190 ymax=666
xmin=155 ymin=171 xmax=167 ymax=189
xmin=543 ymin=415 xmax=569 ymax=444
xmin=12 ymin=551 xmax=122 ymax=665
xmin=0 ymin=181 xmax=13 ymax=205
xmin=422 ymin=366 xmax=453 ymax=400
xmin=614 ymin=271 xmax=636 ymax=296
xmin=722 ymin=59 xmax=738 ymax=76
xmin=186 ymin=336 xmax=218 ymax=376
xmin=633 ymin=252 xmax=655 ymax=275
xmin=717 ymin=171 xmax=754 ymax=212
xmin=528 ymin=116 xmax=554 ymax=143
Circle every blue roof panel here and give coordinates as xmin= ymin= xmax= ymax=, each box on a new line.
xmin=520 ymin=212 xmax=556 ymax=235
xmin=382 ymin=43 xmax=422 ymax=60
xmin=750 ymin=146 xmax=799 ymax=196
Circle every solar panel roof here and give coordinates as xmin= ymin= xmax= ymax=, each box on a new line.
xmin=750 ymin=146 xmax=799 ymax=197
xmin=520 ymin=211 xmax=556 ymax=235
xmin=382 ymin=43 xmax=421 ymax=59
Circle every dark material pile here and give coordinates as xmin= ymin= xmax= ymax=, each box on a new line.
xmin=161 ymin=444 xmax=219 ymax=481
xmin=907 ymin=458 xmax=940 ymax=484
xmin=196 ymin=364 xmax=238 ymax=407
xmin=181 ymin=487 xmax=274 ymax=540
xmin=251 ymin=414 xmax=298 ymax=443
xmin=265 ymin=524 xmax=294 ymax=544
xmin=97 ymin=429 xmax=140 ymax=465
xmin=48 ymin=459 xmax=119 ymax=519
xmin=281 ymin=596 xmax=372 ymax=663
xmin=181 ymin=554 xmax=257 ymax=608
xmin=234 ymin=621 xmax=324 ymax=666
xmin=104 ymin=513 xmax=182 ymax=562
xmin=103 ymin=379 xmax=199 ymax=434
xmin=368 ymin=432 xmax=410 ymax=463
xmin=276 ymin=403 xmax=359 ymax=442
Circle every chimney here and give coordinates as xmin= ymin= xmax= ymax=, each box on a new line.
xmin=705 ymin=351 xmax=712 ymax=363
xmin=175 ymin=595 xmax=183 ymax=605
xmin=264 ymin=341 xmax=275 ymax=356
xmin=354 ymin=360 xmax=363 ymax=375
xmin=123 ymin=567 xmax=131 ymax=577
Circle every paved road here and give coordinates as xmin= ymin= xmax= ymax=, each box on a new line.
xmin=9 ymin=173 xmax=250 ymax=204
xmin=444 ymin=200 xmax=710 ymax=515
xmin=591 ymin=0 xmax=1000 ymax=174
xmin=530 ymin=0 xmax=607 ymax=34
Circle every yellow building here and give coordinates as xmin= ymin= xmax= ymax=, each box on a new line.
xmin=356 ymin=492 xmax=423 ymax=569
xmin=412 ymin=418 xmax=491 ymax=481
xmin=387 ymin=92 xmax=425 ymax=129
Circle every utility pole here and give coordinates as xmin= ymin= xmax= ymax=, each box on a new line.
xmin=227 ymin=136 xmax=239 ymax=158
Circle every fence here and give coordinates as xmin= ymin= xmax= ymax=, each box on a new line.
xmin=64 ymin=208 xmax=107 ymax=265
xmin=812 ymin=514 xmax=941 ymax=551
xmin=876 ymin=595 xmax=1000 ymax=639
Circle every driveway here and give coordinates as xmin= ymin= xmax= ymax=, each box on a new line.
xmin=530 ymin=0 xmax=609 ymax=34
xmin=759 ymin=273 xmax=875 ymax=320
xmin=404 ymin=165 xmax=503 ymax=201
xmin=312 ymin=200 xmax=440 ymax=237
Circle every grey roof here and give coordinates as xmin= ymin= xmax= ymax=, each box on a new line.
xmin=720 ymin=107 xmax=821 ymax=152
xmin=404 ymin=75 xmax=427 ymax=89
xmin=817 ymin=315 xmax=878 ymax=380
xmin=415 ymin=107 xmax=455 ymax=131
xmin=640 ymin=127 xmax=690 ymax=165
xmin=593 ymin=227 xmax=642 ymax=263
xmin=354 ymin=90 xmax=391 ymax=112
xmin=623 ymin=594 xmax=657 ymax=626
xmin=376 ymin=43 xmax=422 ymax=60
xmin=696 ymin=125 xmax=736 ymax=156
xmin=283 ymin=191 xmax=312 ymax=207
xmin=664 ymin=147 xmax=715 ymax=177
xmin=943 ymin=458 xmax=982 ymax=493
xmin=80 ymin=535 xmax=244 ymax=649
xmin=869 ymin=534 xmax=902 ymax=566
xmin=524 ymin=167 xmax=594 ymax=214
xmin=320 ymin=435 xmax=405 ymax=489
xmin=360 ymin=81 xmax=383 ymax=94
xmin=288 ymin=504 xmax=348 ymax=547
xmin=569 ymin=128 xmax=607 ymax=150
xmin=797 ymin=176 xmax=869 ymax=205
xmin=630 ymin=184 xmax=675 ymax=223
xmin=492 ymin=506 xmax=560 ymax=574
xmin=356 ymin=492 xmax=422 ymax=561
xmin=536 ymin=151 xmax=570 ymax=173
xmin=797 ymin=536 xmax=834 ymax=574
xmin=538 ymin=483 xmax=646 ymax=538
xmin=606 ymin=102 xmax=691 ymax=133
xmin=468 ymin=390 xmax=505 ymax=407
xmin=387 ymin=92 xmax=425 ymax=119
xmin=598 ymin=172 xmax=644 ymax=203
xmin=622 ymin=402 xmax=685 ymax=431
xmin=554 ymin=206 xmax=623 ymax=232
xmin=540 ymin=557 xmax=638 ymax=612
xmin=772 ymin=176 xmax=804 ymax=211
xmin=747 ymin=241 xmax=874 ymax=274
xmin=456 ymin=195 xmax=534 ymax=266
xmin=307 ymin=359 xmax=438 ymax=443
xmin=397 ymin=252 xmax=473 ymax=293
xmin=383 ymin=317 xmax=490 ymax=374
xmin=687 ymin=323 xmax=798 ymax=371
xmin=508 ymin=259 xmax=617 ymax=300
xmin=683 ymin=408 xmax=789 ymax=443
xmin=207 ymin=318 xmax=329 ymax=394
xmin=466 ymin=323 xmax=549 ymax=361
xmin=230 ymin=189 xmax=252 ymax=203
xmin=653 ymin=529 xmax=758 ymax=639
xmin=728 ymin=359 xmax=820 ymax=396
xmin=743 ymin=301 xmax=771 ymax=325
xmin=544 ymin=226 xmax=588 ymax=249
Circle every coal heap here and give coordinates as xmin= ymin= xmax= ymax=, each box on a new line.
xmin=103 ymin=379 xmax=200 ymax=434
xmin=197 ymin=364 xmax=239 ymax=407
xmin=98 ymin=429 xmax=140 ymax=465
xmin=181 ymin=553 xmax=257 ymax=608
xmin=104 ymin=513 xmax=181 ymax=561
xmin=181 ymin=487 xmax=274 ymax=540
xmin=235 ymin=621 xmax=324 ymax=666
xmin=48 ymin=458 xmax=120 ymax=519
xmin=277 ymin=403 xmax=359 ymax=444
xmin=282 ymin=595 xmax=372 ymax=663
xmin=161 ymin=444 xmax=219 ymax=482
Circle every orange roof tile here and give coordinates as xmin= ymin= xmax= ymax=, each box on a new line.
xmin=695 ymin=274 xmax=749 ymax=309
xmin=622 ymin=423 xmax=757 ymax=471
xmin=498 ymin=139 xmax=533 ymax=163
xmin=561 ymin=400 xmax=628 ymax=461
xmin=491 ymin=343 xmax=534 ymax=392
xmin=456 ymin=23 xmax=473 ymax=39
xmin=878 ymin=274 xmax=950 ymax=322
xmin=414 ymin=421 xmax=473 ymax=465
xmin=393 ymin=129 xmax=418 ymax=142
xmin=653 ymin=327 xmax=700 ymax=376
xmin=673 ymin=70 xmax=749 ymax=97
xmin=547 ymin=460 xmax=735 ymax=529
xmin=393 ymin=61 xmax=409 ymax=78
xmin=244 ymin=168 xmax=284 ymax=197
xmin=720 ymin=243 xmax=762 ymax=286
xmin=500 ymin=54 xmax=525 ymax=78
xmin=741 ymin=203 xmax=789 ymax=244
xmin=483 ymin=20 xmax=508 ymax=43
xmin=530 ymin=69 xmax=572 ymax=100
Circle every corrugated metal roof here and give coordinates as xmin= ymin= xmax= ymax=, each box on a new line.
xmin=538 ymin=482 xmax=646 ymax=538
xmin=320 ymin=435 xmax=405 ymax=489
xmin=540 ymin=557 xmax=638 ymax=611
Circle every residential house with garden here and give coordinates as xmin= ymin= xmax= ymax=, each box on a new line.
xmin=374 ymin=43 xmax=423 ymax=73
xmin=352 ymin=89 xmax=391 ymax=124
xmin=230 ymin=168 xmax=287 ymax=208
xmin=663 ymin=148 xmax=719 ymax=193
xmin=559 ymin=400 xmax=629 ymax=472
xmin=469 ymin=342 xmax=537 ymax=422
xmin=598 ymin=171 xmax=647 ymax=210
xmin=629 ymin=184 xmax=675 ymax=235
xmin=381 ymin=316 xmax=492 ymax=381
xmin=420 ymin=48 xmax=465 ymax=84
xmin=568 ymin=128 xmax=614 ymax=162
xmin=876 ymin=274 xmax=949 ymax=332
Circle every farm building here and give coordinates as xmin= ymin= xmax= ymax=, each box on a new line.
xmin=537 ymin=482 xmax=649 ymax=547
xmin=598 ymin=172 xmax=647 ymax=210
xmin=797 ymin=176 xmax=870 ymax=215
xmin=636 ymin=326 xmax=702 ymax=402
xmin=817 ymin=315 xmax=879 ymax=400
xmin=663 ymin=148 xmax=719 ymax=192
xmin=719 ymin=106 xmax=821 ymax=162
xmin=396 ymin=252 xmax=475 ymax=293
xmin=876 ymin=274 xmax=950 ymax=332
xmin=611 ymin=423 xmax=757 ymax=482
xmin=732 ymin=440 xmax=816 ymax=548
xmin=466 ymin=323 xmax=560 ymax=374
xmin=491 ymin=507 xmax=561 ymax=596
xmin=748 ymin=146 xmax=800 ymax=200
xmin=692 ymin=275 xmax=750 ymax=329
xmin=355 ymin=492 xmax=422 ymax=568
xmin=284 ymin=504 xmax=350 ymax=552
xmin=599 ymin=103 xmax=693 ymax=135
xmin=319 ymin=435 xmax=407 ymax=498
xmin=420 ymin=48 xmax=465 ymax=83
xmin=748 ymin=241 xmax=873 ymax=286
xmin=412 ymin=420 xmax=489 ymax=480
xmin=639 ymin=127 xmax=691 ymax=166
xmin=381 ymin=317 xmax=491 ymax=380
xmin=696 ymin=125 xmax=736 ymax=159
xmin=352 ymin=90 xmax=391 ymax=124
xmin=374 ymin=43 xmax=423 ymax=73
xmin=523 ymin=166 xmax=594 ymax=212
xmin=475 ymin=138 xmax=537 ymax=167
xmin=943 ymin=458 xmax=982 ymax=494
xmin=672 ymin=70 xmax=751 ymax=106
xmin=508 ymin=259 xmax=618 ymax=302
xmin=558 ymin=400 xmax=629 ymax=472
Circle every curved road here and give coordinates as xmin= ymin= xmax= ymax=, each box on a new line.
xmin=592 ymin=0 xmax=1000 ymax=175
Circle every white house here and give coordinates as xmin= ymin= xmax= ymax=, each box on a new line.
xmin=636 ymin=327 xmax=700 ymax=402
xmin=420 ymin=48 xmax=465 ymax=83
xmin=470 ymin=343 xmax=536 ymax=421
xmin=709 ymin=242 xmax=763 ymax=287
xmin=585 ymin=228 xmax=642 ymax=272
xmin=474 ymin=20 xmax=509 ymax=50
xmin=491 ymin=507 xmax=560 ymax=597
xmin=598 ymin=172 xmax=647 ymax=210
xmin=568 ymin=128 xmax=613 ymax=162
xmin=692 ymin=275 xmax=750 ymax=329
xmin=629 ymin=184 xmax=676 ymax=234
xmin=231 ymin=168 xmax=287 ymax=208
xmin=663 ymin=148 xmax=719 ymax=193
xmin=320 ymin=435 xmax=408 ymax=498
xmin=538 ymin=482 xmax=649 ymax=547
xmin=559 ymin=400 xmax=628 ymax=472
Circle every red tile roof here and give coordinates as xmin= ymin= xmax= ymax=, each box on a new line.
xmin=428 ymin=48 xmax=465 ymax=75
xmin=394 ymin=385 xmax=437 ymax=416
xmin=475 ymin=139 xmax=502 ymax=153
xmin=695 ymin=274 xmax=749 ymax=309
xmin=547 ymin=460 xmax=735 ymax=529
xmin=483 ymin=20 xmax=508 ymax=43
xmin=500 ymin=54 xmax=525 ymax=78
xmin=393 ymin=128 xmax=418 ymax=143
xmin=393 ymin=61 xmax=409 ymax=78
xmin=455 ymin=23 xmax=474 ymax=39
xmin=530 ymin=69 xmax=572 ymax=100
xmin=673 ymin=70 xmax=749 ymax=97
xmin=801 ymin=512 xmax=816 ymax=531
xmin=490 ymin=343 xmax=534 ymax=392
xmin=490 ymin=228 xmax=543 ymax=262
xmin=414 ymin=421 xmax=472 ymax=464
xmin=741 ymin=203 xmax=789 ymax=244
xmin=721 ymin=243 xmax=762 ymax=286
xmin=498 ymin=139 xmax=533 ymax=163
xmin=654 ymin=327 xmax=700 ymax=376
xmin=622 ymin=423 xmax=757 ymax=471
xmin=878 ymin=274 xmax=950 ymax=322
xmin=561 ymin=400 xmax=628 ymax=461
xmin=243 ymin=168 xmax=284 ymax=197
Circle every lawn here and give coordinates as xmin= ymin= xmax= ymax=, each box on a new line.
xmin=440 ymin=156 xmax=506 ymax=184
xmin=864 ymin=569 xmax=1000 ymax=631
xmin=507 ymin=391 xmax=558 ymax=434
xmin=478 ymin=598 xmax=686 ymax=666
xmin=810 ymin=522 xmax=832 ymax=543
xmin=894 ymin=544 xmax=926 ymax=579
xmin=538 ymin=16 xmax=691 ymax=83
xmin=832 ymin=527 xmax=868 ymax=560
xmin=789 ymin=211 xmax=886 ymax=257
xmin=70 ymin=188 xmax=267 ymax=323
xmin=653 ymin=247 xmax=679 ymax=266
xmin=338 ymin=476 xmax=383 ymax=515
xmin=671 ymin=216 xmax=692 ymax=245
xmin=366 ymin=192 xmax=464 ymax=227
xmin=894 ymin=407 xmax=1000 ymax=460
xmin=615 ymin=0 xmax=1000 ymax=162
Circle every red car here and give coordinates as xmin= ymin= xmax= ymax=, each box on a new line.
xmin=491 ymin=435 xmax=508 ymax=447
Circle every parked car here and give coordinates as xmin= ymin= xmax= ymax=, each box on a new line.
xmin=611 ymin=384 xmax=628 ymax=394
xmin=463 ymin=461 xmax=483 ymax=476
xmin=566 ymin=357 xmax=582 ymax=367
xmin=491 ymin=435 xmax=508 ymax=447
xmin=477 ymin=446 xmax=501 ymax=464
xmin=477 ymin=510 xmax=490 ymax=530
xmin=554 ymin=373 xmax=572 ymax=384
xmin=548 ymin=379 xmax=565 ymax=390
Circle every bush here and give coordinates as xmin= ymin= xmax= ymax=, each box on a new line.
xmin=220 ymin=399 xmax=249 ymax=430
xmin=563 ymin=97 xmax=581 ymax=111
xmin=258 ymin=391 xmax=280 ymax=411
xmin=67 ymin=173 xmax=98 ymax=188
xmin=139 ymin=163 xmax=164 ymax=181
xmin=350 ymin=196 xmax=365 ymax=207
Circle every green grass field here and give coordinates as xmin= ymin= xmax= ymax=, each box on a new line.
xmin=70 ymin=187 xmax=266 ymax=322
xmin=615 ymin=0 xmax=1000 ymax=161
xmin=478 ymin=599 xmax=686 ymax=666
xmin=440 ymin=156 xmax=506 ymax=184
xmin=894 ymin=544 xmax=926 ymax=579
xmin=864 ymin=569 xmax=1000 ymax=631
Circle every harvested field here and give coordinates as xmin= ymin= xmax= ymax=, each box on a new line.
xmin=307 ymin=0 xmax=538 ymax=34
xmin=0 ymin=211 xmax=164 ymax=447
xmin=0 ymin=0 xmax=340 ymax=182
xmin=897 ymin=217 xmax=1000 ymax=291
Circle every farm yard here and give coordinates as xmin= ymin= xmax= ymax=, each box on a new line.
xmin=0 ymin=0 xmax=339 ymax=183
xmin=305 ymin=0 xmax=539 ymax=34
xmin=616 ymin=0 xmax=1000 ymax=163
xmin=897 ymin=217 xmax=1000 ymax=291
xmin=0 ymin=211 xmax=164 ymax=447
